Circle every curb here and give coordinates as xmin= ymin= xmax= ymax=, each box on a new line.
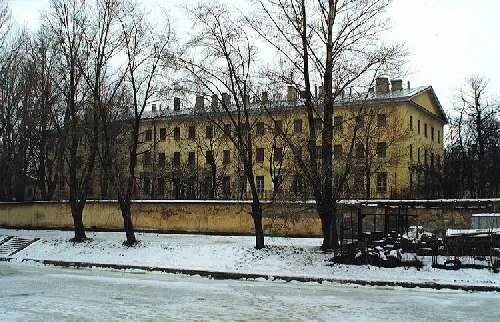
xmin=2 ymin=257 xmax=499 ymax=292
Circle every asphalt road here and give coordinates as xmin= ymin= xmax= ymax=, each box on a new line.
xmin=0 ymin=262 xmax=498 ymax=321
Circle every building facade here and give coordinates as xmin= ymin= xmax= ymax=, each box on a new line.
xmin=133 ymin=78 xmax=446 ymax=201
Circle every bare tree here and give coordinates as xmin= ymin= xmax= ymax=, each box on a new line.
xmin=182 ymin=3 xmax=266 ymax=248
xmin=115 ymin=1 xmax=174 ymax=245
xmin=248 ymin=0 xmax=404 ymax=249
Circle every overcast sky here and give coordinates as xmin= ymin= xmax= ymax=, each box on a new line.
xmin=8 ymin=0 xmax=500 ymax=114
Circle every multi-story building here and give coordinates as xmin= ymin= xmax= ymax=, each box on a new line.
xmin=135 ymin=77 xmax=447 ymax=200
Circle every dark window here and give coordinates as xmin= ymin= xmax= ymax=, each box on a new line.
xmin=431 ymin=127 xmax=435 ymax=141
xmin=256 ymin=148 xmax=264 ymax=163
xmin=206 ymin=150 xmax=214 ymax=164
xmin=224 ymin=123 xmax=231 ymax=136
xmin=206 ymin=126 xmax=213 ymax=139
xmin=188 ymin=151 xmax=196 ymax=167
xmin=334 ymin=144 xmax=342 ymax=159
xmin=409 ymin=144 xmax=413 ymax=161
xmin=417 ymin=120 xmax=421 ymax=134
xmin=173 ymin=127 xmax=180 ymax=140
xmin=222 ymin=176 xmax=231 ymax=197
xmin=356 ymin=115 xmax=364 ymax=128
xmin=376 ymin=172 xmax=387 ymax=193
xmin=418 ymin=147 xmax=421 ymax=163
xmin=274 ymin=120 xmax=283 ymax=134
xmin=424 ymin=149 xmax=428 ymax=165
xmin=173 ymin=152 xmax=180 ymax=167
xmin=256 ymin=176 xmax=264 ymax=193
xmin=143 ymin=151 xmax=152 ymax=166
xmin=410 ymin=115 xmax=413 ymax=131
xmin=158 ymin=152 xmax=166 ymax=167
xmin=188 ymin=126 xmax=196 ymax=139
xmin=424 ymin=123 xmax=428 ymax=138
xmin=314 ymin=118 xmax=322 ymax=132
xmin=377 ymin=114 xmax=387 ymax=127
xmin=143 ymin=177 xmax=151 ymax=194
xmin=157 ymin=177 xmax=165 ymax=196
xmin=334 ymin=116 xmax=343 ymax=131
xmin=293 ymin=119 xmax=302 ymax=133
xmin=159 ymin=128 xmax=167 ymax=141
xmin=223 ymin=150 xmax=230 ymax=164
xmin=355 ymin=144 xmax=365 ymax=158
xmin=145 ymin=129 xmax=152 ymax=141
xmin=256 ymin=122 xmax=265 ymax=136
xmin=438 ymin=130 xmax=441 ymax=143
xmin=274 ymin=147 xmax=283 ymax=162
xmin=377 ymin=142 xmax=387 ymax=158
xmin=431 ymin=152 xmax=434 ymax=167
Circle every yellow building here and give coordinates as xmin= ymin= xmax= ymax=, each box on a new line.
xmin=133 ymin=78 xmax=446 ymax=200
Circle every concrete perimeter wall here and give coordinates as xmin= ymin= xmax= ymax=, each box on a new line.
xmin=0 ymin=200 xmax=498 ymax=237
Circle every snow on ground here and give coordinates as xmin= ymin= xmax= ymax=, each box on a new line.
xmin=1 ymin=228 xmax=499 ymax=287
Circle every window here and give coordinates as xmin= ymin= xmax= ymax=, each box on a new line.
xmin=173 ymin=127 xmax=180 ymax=140
xmin=437 ymin=155 xmax=441 ymax=167
xmin=417 ymin=120 xmax=421 ymax=134
xmin=410 ymin=115 xmax=413 ymax=131
xmin=356 ymin=115 xmax=364 ymax=128
xmin=377 ymin=114 xmax=387 ymax=127
xmin=256 ymin=148 xmax=264 ymax=163
xmin=334 ymin=144 xmax=342 ymax=159
xmin=376 ymin=172 xmax=387 ymax=193
xmin=314 ymin=118 xmax=322 ymax=132
xmin=159 ymin=128 xmax=167 ymax=141
xmin=158 ymin=152 xmax=166 ymax=167
xmin=143 ymin=151 xmax=152 ymax=166
xmin=409 ymin=144 xmax=413 ymax=161
xmin=256 ymin=176 xmax=265 ymax=193
xmin=173 ymin=152 xmax=180 ymax=167
xmin=256 ymin=122 xmax=265 ymax=136
xmin=274 ymin=147 xmax=283 ymax=162
xmin=143 ymin=177 xmax=151 ymax=194
xmin=274 ymin=120 xmax=283 ymax=134
xmin=157 ymin=177 xmax=165 ymax=196
xmin=417 ymin=147 xmax=421 ymax=163
xmin=437 ymin=130 xmax=441 ymax=144
xmin=206 ymin=126 xmax=213 ymax=139
xmin=188 ymin=151 xmax=196 ymax=167
xmin=431 ymin=127 xmax=434 ymax=141
xmin=424 ymin=149 xmax=428 ymax=165
xmin=316 ymin=146 xmax=322 ymax=160
xmin=293 ymin=119 xmax=302 ymax=133
xmin=224 ymin=123 xmax=231 ymax=136
xmin=206 ymin=150 xmax=214 ymax=164
xmin=188 ymin=126 xmax=196 ymax=140
xmin=431 ymin=152 xmax=434 ymax=168
xmin=334 ymin=116 xmax=343 ymax=131
xmin=424 ymin=123 xmax=428 ymax=138
xmin=377 ymin=142 xmax=387 ymax=158
xmin=145 ymin=129 xmax=152 ymax=141
xmin=355 ymin=143 xmax=365 ymax=158
xmin=223 ymin=150 xmax=230 ymax=164
xmin=222 ymin=176 xmax=231 ymax=197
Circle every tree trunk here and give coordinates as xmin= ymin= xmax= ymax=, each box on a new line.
xmin=120 ymin=201 xmax=137 ymax=246
xmin=251 ymin=202 xmax=265 ymax=249
xmin=70 ymin=205 xmax=86 ymax=242
xmin=319 ymin=203 xmax=339 ymax=251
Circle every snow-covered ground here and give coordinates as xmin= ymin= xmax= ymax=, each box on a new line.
xmin=1 ymin=228 xmax=499 ymax=287
xmin=1 ymin=262 xmax=499 ymax=321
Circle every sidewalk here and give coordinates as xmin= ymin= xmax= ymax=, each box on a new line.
xmin=1 ymin=228 xmax=499 ymax=291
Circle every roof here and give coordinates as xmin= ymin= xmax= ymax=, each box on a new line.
xmin=140 ymin=85 xmax=447 ymax=123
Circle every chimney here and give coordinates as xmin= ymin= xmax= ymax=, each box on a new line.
xmin=261 ymin=91 xmax=268 ymax=103
xmin=407 ymin=81 xmax=411 ymax=90
xmin=173 ymin=97 xmax=180 ymax=111
xmin=211 ymin=94 xmax=218 ymax=109
xmin=152 ymin=103 xmax=157 ymax=112
xmin=375 ymin=77 xmax=390 ymax=94
xmin=221 ymin=92 xmax=230 ymax=107
xmin=391 ymin=79 xmax=403 ymax=92
xmin=195 ymin=95 xmax=204 ymax=111
xmin=286 ymin=85 xmax=297 ymax=102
